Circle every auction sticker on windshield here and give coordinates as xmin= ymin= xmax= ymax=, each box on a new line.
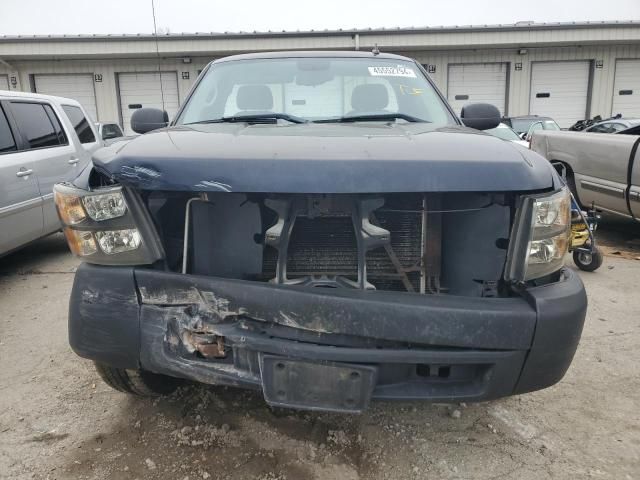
xmin=368 ymin=65 xmax=417 ymax=78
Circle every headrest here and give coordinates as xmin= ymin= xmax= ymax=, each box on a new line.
xmin=237 ymin=85 xmax=274 ymax=111
xmin=351 ymin=84 xmax=389 ymax=112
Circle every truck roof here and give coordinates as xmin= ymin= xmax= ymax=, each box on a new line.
xmin=213 ymin=50 xmax=414 ymax=64
xmin=0 ymin=89 xmax=85 ymax=108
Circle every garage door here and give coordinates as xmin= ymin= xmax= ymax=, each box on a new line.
xmin=529 ymin=61 xmax=590 ymax=129
xmin=34 ymin=74 xmax=98 ymax=121
xmin=447 ymin=63 xmax=508 ymax=115
xmin=0 ymin=75 xmax=8 ymax=90
xmin=118 ymin=72 xmax=179 ymax=134
xmin=612 ymin=59 xmax=640 ymax=117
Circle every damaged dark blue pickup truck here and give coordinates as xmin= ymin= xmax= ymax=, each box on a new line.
xmin=54 ymin=51 xmax=587 ymax=413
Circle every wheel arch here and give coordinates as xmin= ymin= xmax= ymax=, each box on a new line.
xmin=550 ymin=159 xmax=581 ymax=206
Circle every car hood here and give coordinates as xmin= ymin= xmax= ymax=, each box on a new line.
xmin=92 ymin=123 xmax=553 ymax=193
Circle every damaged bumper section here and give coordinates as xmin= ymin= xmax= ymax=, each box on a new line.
xmin=70 ymin=263 xmax=587 ymax=413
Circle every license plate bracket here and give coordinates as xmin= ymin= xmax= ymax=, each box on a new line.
xmin=260 ymin=355 xmax=377 ymax=413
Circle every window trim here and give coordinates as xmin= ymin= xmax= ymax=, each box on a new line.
xmin=61 ymin=103 xmax=97 ymax=145
xmin=0 ymin=103 xmax=19 ymax=156
xmin=6 ymin=100 xmax=71 ymax=152
xmin=43 ymin=103 xmax=69 ymax=145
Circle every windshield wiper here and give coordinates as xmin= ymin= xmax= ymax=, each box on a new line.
xmin=186 ymin=113 xmax=308 ymax=125
xmin=315 ymin=113 xmax=426 ymax=123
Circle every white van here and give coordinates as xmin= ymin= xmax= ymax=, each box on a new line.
xmin=0 ymin=90 xmax=101 ymax=256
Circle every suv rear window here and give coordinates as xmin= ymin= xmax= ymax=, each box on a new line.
xmin=62 ymin=105 xmax=96 ymax=144
xmin=10 ymin=102 xmax=68 ymax=149
xmin=0 ymin=106 xmax=17 ymax=154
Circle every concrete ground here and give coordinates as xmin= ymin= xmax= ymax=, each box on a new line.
xmin=0 ymin=217 xmax=639 ymax=480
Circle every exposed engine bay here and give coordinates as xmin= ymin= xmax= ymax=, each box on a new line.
xmin=147 ymin=191 xmax=513 ymax=298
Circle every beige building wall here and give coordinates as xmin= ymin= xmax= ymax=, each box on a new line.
xmin=405 ymin=44 xmax=640 ymax=117
xmin=1 ymin=23 xmax=638 ymax=124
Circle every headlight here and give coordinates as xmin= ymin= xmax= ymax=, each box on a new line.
xmin=63 ymin=228 xmax=98 ymax=256
xmin=54 ymin=187 xmax=127 ymax=224
xmin=505 ymin=187 xmax=571 ymax=282
xmin=54 ymin=183 xmax=164 ymax=266
xmin=83 ymin=191 xmax=127 ymax=221
xmin=95 ymin=229 xmax=142 ymax=254
xmin=54 ymin=192 xmax=86 ymax=225
xmin=531 ymin=188 xmax=571 ymax=232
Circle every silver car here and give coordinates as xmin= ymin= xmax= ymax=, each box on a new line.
xmin=0 ymin=90 xmax=101 ymax=257
xmin=584 ymin=118 xmax=640 ymax=134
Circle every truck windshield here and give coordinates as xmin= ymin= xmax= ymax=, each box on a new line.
xmin=177 ymin=57 xmax=456 ymax=125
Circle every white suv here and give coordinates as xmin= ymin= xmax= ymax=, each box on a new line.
xmin=0 ymin=90 xmax=101 ymax=257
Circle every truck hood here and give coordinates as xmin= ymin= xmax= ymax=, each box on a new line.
xmin=92 ymin=123 xmax=553 ymax=193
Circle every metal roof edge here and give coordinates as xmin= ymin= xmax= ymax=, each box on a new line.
xmin=0 ymin=20 xmax=638 ymax=42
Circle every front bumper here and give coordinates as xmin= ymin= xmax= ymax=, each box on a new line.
xmin=69 ymin=264 xmax=587 ymax=409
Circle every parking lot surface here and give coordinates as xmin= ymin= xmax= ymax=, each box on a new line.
xmin=1 ymin=220 xmax=639 ymax=480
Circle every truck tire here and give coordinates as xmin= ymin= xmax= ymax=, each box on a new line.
xmin=573 ymin=248 xmax=603 ymax=272
xmin=94 ymin=362 xmax=182 ymax=396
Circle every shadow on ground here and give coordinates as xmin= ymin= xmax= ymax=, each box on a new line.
xmin=0 ymin=233 xmax=75 ymax=275
xmin=595 ymin=214 xmax=640 ymax=260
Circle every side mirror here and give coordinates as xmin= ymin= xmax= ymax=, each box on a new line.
xmin=460 ymin=103 xmax=501 ymax=130
xmin=520 ymin=132 xmax=528 ymax=140
xmin=131 ymin=108 xmax=169 ymax=134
